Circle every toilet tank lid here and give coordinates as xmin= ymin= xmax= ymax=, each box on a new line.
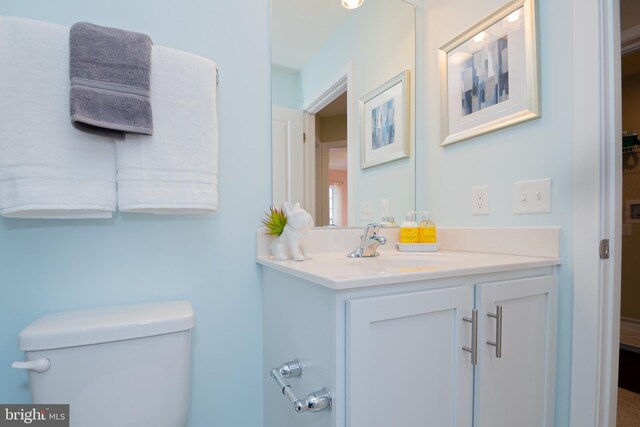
xmin=18 ymin=301 xmax=195 ymax=351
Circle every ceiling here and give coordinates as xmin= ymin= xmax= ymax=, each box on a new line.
xmin=317 ymin=92 xmax=347 ymax=118
xmin=270 ymin=0 xmax=350 ymax=71
xmin=621 ymin=0 xmax=640 ymax=31
xmin=621 ymin=0 xmax=640 ymax=79
xmin=623 ymin=50 xmax=640 ymax=80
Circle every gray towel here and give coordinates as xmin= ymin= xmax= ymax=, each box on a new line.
xmin=70 ymin=22 xmax=153 ymax=139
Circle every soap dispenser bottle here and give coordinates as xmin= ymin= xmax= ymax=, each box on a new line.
xmin=381 ymin=216 xmax=397 ymax=227
xmin=418 ymin=211 xmax=437 ymax=244
xmin=400 ymin=212 xmax=419 ymax=243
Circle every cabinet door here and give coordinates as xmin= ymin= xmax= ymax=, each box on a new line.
xmin=475 ymin=275 xmax=557 ymax=427
xmin=347 ymin=286 xmax=474 ymax=427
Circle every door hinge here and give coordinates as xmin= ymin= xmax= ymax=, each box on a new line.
xmin=599 ymin=239 xmax=609 ymax=259
xmin=303 ymin=132 xmax=306 ymax=143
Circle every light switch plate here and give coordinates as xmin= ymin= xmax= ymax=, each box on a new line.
xmin=381 ymin=198 xmax=391 ymax=217
xmin=471 ymin=185 xmax=490 ymax=215
xmin=360 ymin=201 xmax=373 ymax=221
xmin=623 ymin=223 xmax=632 ymax=236
xmin=513 ymin=179 xmax=552 ymax=214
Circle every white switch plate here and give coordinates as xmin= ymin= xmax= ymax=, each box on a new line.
xmin=381 ymin=198 xmax=391 ymax=217
xmin=360 ymin=201 xmax=373 ymax=221
xmin=513 ymin=179 xmax=552 ymax=214
xmin=623 ymin=223 xmax=632 ymax=236
xmin=471 ymin=185 xmax=490 ymax=215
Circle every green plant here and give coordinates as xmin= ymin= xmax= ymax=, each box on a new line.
xmin=261 ymin=206 xmax=287 ymax=236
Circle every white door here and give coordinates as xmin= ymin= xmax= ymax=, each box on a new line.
xmin=570 ymin=0 xmax=620 ymax=425
xmin=347 ymin=286 xmax=474 ymax=427
xmin=475 ymin=275 xmax=557 ymax=427
xmin=272 ymin=105 xmax=304 ymax=207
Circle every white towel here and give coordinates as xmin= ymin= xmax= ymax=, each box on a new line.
xmin=116 ymin=46 xmax=218 ymax=214
xmin=0 ymin=16 xmax=116 ymax=219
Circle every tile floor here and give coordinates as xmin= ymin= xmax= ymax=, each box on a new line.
xmin=617 ymin=387 xmax=640 ymax=426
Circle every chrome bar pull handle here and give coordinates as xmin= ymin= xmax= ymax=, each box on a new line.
xmin=270 ymin=359 xmax=332 ymax=413
xmin=487 ymin=305 xmax=503 ymax=358
xmin=462 ymin=309 xmax=478 ymax=365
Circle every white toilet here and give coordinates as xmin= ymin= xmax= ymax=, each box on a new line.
xmin=12 ymin=301 xmax=194 ymax=427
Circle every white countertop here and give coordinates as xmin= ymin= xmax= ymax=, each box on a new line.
xmin=256 ymin=226 xmax=561 ymax=289
xmin=257 ymin=250 xmax=560 ymax=289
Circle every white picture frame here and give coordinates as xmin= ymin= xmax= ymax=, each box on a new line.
xmin=439 ymin=0 xmax=540 ymax=146
xmin=360 ymin=70 xmax=410 ymax=169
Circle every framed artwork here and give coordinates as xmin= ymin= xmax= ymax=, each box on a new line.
xmin=439 ymin=0 xmax=540 ymax=146
xmin=360 ymin=70 xmax=410 ymax=169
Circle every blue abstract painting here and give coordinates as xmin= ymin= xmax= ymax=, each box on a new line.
xmin=371 ymin=99 xmax=396 ymax=150
xmin=461 ymin=36 xmax=509 ymax=116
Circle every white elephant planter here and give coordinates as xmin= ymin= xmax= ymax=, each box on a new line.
xmin=270 ymin=202 xmax=314 ymax=261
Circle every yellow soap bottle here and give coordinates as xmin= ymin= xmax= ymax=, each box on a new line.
xmin=400 ymin=212 xmax=419 ymax=243
xmin=418 ymin=211 xmax=437 ymax=244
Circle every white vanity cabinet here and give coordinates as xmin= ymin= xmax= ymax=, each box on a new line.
xmin=473 ymin=275 xmax=557 ymax=427
xmin=347 ymin=274 xmax=557 ymax=427
xmin=347 ymin=285 xmax=475 ymax=427
xmin=262 ymin=264 xmax=557 ymax=427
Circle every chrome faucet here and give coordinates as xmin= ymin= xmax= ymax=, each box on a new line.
xmin=347 ymin=223 xmax=386 ymax=258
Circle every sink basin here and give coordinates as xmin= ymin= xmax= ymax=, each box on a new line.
xmin=348 ymin=254 xmax=457 ymax=266
xmin=343 ymin=252 xmax=469 ymax=272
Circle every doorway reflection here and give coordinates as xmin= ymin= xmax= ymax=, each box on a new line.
xmin=316 ymin=93 xmax=348 ymax=226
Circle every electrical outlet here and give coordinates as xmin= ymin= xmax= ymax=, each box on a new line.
xmin=472 ymin=185 xmax=490 ymax=215
xmin=513 ymin=179 xmax=552 ymax=214
xmin=360 ymin=201 xmax=373 ymax=221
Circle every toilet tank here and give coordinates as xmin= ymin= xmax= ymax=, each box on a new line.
xmin=16 ymin=301 xmax=195 ymax=427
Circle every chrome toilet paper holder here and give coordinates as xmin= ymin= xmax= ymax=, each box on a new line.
xmin=270 ymin=359 xmax=332 ymax=413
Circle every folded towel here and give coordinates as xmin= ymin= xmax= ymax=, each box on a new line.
xmin=116 ymin=46 xmax=218 ymax=214
xmin=70 ymin=22 xmax=153 ymax=139
xmin=0 ymin=16 xmax=116 ymax=218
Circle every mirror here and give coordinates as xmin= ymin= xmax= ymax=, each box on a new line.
xmin=271 ymin=0 xmax=416 ymax=226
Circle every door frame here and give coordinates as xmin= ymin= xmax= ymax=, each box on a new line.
xmin=302 ymin=62 xmax=354 ymax=225
xmin=570 ymin=0 xmax=621 ymax=426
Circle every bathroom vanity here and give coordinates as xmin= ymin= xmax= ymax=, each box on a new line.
xmin=258 ymin=227 xmax=560 ymax=427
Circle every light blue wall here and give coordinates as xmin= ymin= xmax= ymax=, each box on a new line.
xmin=272 ymin=66 xmax=302 ymax=109
xmin=0 ymin=1 xmax=586 ymax=426
xmin=0 ymin=2 xmax=270 ymax=427
xmin=419 ymin=0 xmax=573 ymax=425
